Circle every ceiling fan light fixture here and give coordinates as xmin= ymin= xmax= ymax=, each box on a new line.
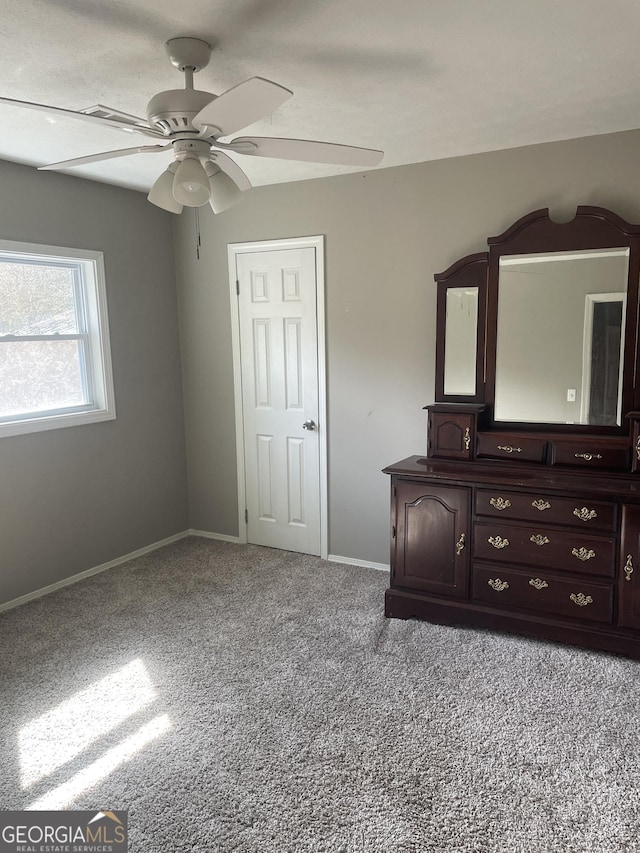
xmin=172 ymin=156 xmax=211 ymax=207
xmin=205 ymin=164 xmax=243 ymax=214
xmin=147 ymin=162 xmax=183 ymax=214
xmin=0 ymin=36 xmax=384 ymax=211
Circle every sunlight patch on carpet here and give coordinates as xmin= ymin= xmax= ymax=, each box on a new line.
xmin=27 ymin=713 xmax=172 ymax=811
xmin=19 ymin=658 xmax=157 ymax=788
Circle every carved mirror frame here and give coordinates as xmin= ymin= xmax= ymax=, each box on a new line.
xmin=435 ymin=206 xmax=640 ymax=436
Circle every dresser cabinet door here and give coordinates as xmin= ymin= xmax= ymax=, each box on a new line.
xmin=619 ymin=505 xmax=640 ymax=629
xmin=428 ymin=411 xmax=474 ymax=460
xmin=393 ymin=480 xmax=470 ymax=597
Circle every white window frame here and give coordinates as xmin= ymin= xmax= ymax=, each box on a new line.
xmin=0 ymin=239 xmax=116 ymax=438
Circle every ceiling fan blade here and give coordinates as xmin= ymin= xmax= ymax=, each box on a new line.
xmin=210 ymin=151 xmax=251 ymax=191
xmin=0 ymin=96 xmax=164 ymax=138
xmin=192 ymin=77 xmax=293 ymax=137
xmin=228 ymin=136 xmax=384 ymax=167
xmin=38 ymin=144 xmax=170 ymax=171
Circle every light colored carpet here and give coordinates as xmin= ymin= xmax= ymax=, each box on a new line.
xmin=1 ymin=536 xmax=639 ymax=852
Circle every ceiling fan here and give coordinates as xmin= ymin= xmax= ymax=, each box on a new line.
xmin=0 ymin=37 xmax=384 ymax=215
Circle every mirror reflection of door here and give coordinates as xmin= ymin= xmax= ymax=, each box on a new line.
xmin=583 ymin=295 xmax=624 ymax=426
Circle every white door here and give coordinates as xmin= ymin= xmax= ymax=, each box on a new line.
xmin=232 ymin=240 xmax=325 ymax=556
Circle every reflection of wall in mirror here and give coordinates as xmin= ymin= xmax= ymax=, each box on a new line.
xmin=444 ymin=287 xmax=478 ymax=395
xmin=494 ymin=250 xmax=628 ymax=425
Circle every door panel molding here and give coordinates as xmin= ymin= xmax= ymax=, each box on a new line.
xmin=228 ymin=236 xmax=327 ymax=559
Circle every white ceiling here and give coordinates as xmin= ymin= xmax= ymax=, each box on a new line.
xmin=2 ymin=0 xmax=640 ymax=194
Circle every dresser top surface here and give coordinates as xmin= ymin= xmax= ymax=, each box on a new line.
xmin=384 ymin=455 xmax=640 ymax=498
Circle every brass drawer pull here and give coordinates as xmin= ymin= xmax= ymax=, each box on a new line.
xmin=574 ymin=452 xmax=603 ymax=461
xmin=530 ymin=534 xmax=550 ymax=546
xmin=488 ymin=578 xmax=509 ymax=591
xmin=456 ymin=533 xmax=466 ymax=556
xmin=531 ymin=499 xmax=551 ymax=511
xmin=624 ymin=554 xmax=634 ymax=582
xmin=463 ymin=426 xmax=471 ymax=451
xmin=570 ymin=592 xmax=594 ymax=607
xmin=573 ymin=507 xmax=597 ymax=522
xmin=497 ymin=444 xmax=522 ymax=454
xmin=572 ymin=547 xmax=596 ymax=561
xmin=529 ymin=578 xmax=549 ymax=590
xmin=489 ymin=497 xmax=511 ymax=511
xmin=488 ymin=536 xmax=509 ymax=549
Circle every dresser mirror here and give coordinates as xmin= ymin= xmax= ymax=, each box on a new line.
xmin=435 ymin=207 xmax=640 ymax=435
xmin=494 ymin=248 xmax=629 ymax=426
xmin=443 ymin=286 xmax=478 ymax=396
xmin=435 ymin=252 xmax=487 ymax=404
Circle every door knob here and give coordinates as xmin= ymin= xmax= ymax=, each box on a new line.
xmin=302 ymin=419 xmax=316 ymax=430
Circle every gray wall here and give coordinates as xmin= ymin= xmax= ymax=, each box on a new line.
xmin=0 ymin=160 xmax=188 ymax=605
xmin=5 ymin=127 xmax=640 ymax=600
xmin=173 ymin=127 xmax=640 ymax=566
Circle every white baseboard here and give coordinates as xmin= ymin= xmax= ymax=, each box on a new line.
xmin=328 ymin=554 xmax=390 ymax=572
xmin=0 ymin=530 xmax=191 ymax=614
xmin=189 ymin=535 xmax=382 ymax=571
xmin=188 ymin=528 xmax=241 ymax=544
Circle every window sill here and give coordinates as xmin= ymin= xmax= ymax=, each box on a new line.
xmin=0 ymin=407 xmax=116 ymax=439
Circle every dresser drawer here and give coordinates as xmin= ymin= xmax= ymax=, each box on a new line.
xmin=550 ymin=439 xmax=629 ymax=471
xmin=472 ymin=564 xmax=613 ymax=624
xmin=476 ymin=433 xmax=547 ymax=463
xmin=473 ymin=521 xmax=615 ymax=578
xmin=475 ymin=489 xmax=616 ymax=531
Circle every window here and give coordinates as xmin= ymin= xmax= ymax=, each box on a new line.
xmin=0 ymin=240 xmax=115 ymax=437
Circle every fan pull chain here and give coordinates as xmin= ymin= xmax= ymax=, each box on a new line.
xmin=194 ymin=207 xmax=202 ymax=260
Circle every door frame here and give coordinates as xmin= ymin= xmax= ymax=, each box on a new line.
xmin=228 ymin=235 xmax=328 ymax=559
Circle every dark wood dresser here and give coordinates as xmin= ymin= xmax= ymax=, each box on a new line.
xmin=384 ymin=207 xmax=640 ymax=658
xmin=384 ymin=454 xmax=640 ymax=658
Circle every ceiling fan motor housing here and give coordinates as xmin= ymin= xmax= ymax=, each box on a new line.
xmin=173 ymin=138 xmax=212 ymax=162
xmin=146 ymin=89 xmax=218 ymax=136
